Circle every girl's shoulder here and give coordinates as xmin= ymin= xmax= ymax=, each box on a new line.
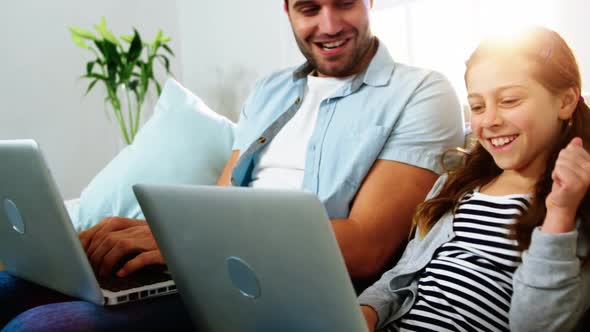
xmin=425 ymin=173 xmax=450 ymax=200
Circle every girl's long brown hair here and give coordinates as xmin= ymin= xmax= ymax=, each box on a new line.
xmin=413 ymin=26 xmax=590 ymax=250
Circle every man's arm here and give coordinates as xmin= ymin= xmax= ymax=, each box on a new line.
xmin=336 ymin=70 xmax=463 ymax=279
xmin=216 ymin=150 xmax=240 ymax=186
xmin=332 ymin=159 xmax=438 ymax=279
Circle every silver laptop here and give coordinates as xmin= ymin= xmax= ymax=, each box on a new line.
xmin=0 ymin=139 xmax=176 ymax=305
xmin=133 ymin=183 xmax=369 ymax=331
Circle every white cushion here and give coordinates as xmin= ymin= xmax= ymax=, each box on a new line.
xmin=73 ymin=79 xmax=235 ymax=231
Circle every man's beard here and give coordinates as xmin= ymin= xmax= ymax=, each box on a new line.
xmin=293 ymin=30 xmax=374 ymax=77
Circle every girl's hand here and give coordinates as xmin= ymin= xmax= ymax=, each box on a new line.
xmin=361 ymin=305 xmax=378 ymax=332
xmin=544 ymin=137 xmax=590 ymax=233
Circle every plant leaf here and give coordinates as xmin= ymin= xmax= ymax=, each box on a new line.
xmin=94 ymin=19 xmax=121 ymax=47
xmin=107 ymin=64 xmax=117 ymax=83
xmin=127 ymin=29 xmax=143 ymax=63
xmin=155 ymin=29 xmax=163 ymax=42
xmin=70 ymin=32 xmax=90 ymax=50
xmin=86 ymin=61 xmax=96 ymax=75
xmin=149 ymin=29 xmax=164 ymax=50
xmin=94 ymin=40 xmax=106 ymax=57
xmin=157 ymin=55 xmax=170 ymax=74
xmin=85 ymin=78 xmax=99 ymax=95
xmin=69 ymin=27 xmax=98 ymax=41
xmin=140 ymin=63 xmax=150 ymax=91
xmin=103 ymin=48 xmax=120 ymax=83
xmin=128 ymin=79 xmax=139 ymax=91
xmin=120 ymin=34 xmax=134 ymax=43
xmin=162 ymin=44 xmax=175 ymax=56
xmin=154 ymin=80 xmax=162 ymax=96
xmin=161 ymin=36 xmax=171 ymax=43
xmin=82 ymin=73 xmax=108 ymax=81
xmin=101 ymin=40 xmax=121 ymax=65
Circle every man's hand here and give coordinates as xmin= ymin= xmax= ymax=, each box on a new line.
xmin=361 ymin=305 xmax=378 ymax=332
xmin=79 ymin=217 xmax=164 ymax=277
xmin=543 ymin=137 xmax=590 ymax=233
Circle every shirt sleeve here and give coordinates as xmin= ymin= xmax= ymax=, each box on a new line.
xmin=357 ymin=266 xmax=406 ymax=329
xmin=378 ymin=71 xmax=465 ymax=174
xmin=510 ymin=226 xmax=590 ymax=331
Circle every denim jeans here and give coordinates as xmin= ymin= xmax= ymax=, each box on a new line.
xmin=0 ymin=272 xmax=194 ymax=332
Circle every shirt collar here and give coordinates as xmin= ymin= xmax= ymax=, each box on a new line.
xmin=291 ymin=38 xmax=396 ymax=89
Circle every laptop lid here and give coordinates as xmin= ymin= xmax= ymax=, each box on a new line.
xmin=0 ymin=139 xmax=104 ymax=304
xmin=0 ymin=139 xmax=177 ymax=306
xmin=134 ymin=184 xmax=369 ymax=331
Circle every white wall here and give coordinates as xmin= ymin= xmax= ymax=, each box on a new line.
xmin=555 ymin=0 xmax=590 ymax=93
xmin=176 ymin=0 xmax=303 ymax=122
xmin=2 ymin=0 xmax=589 ymax=199
xmin=0 ymin=0 xmax=182 ymax=198
xmin=176 ymin=0 xmax=590 ymax=119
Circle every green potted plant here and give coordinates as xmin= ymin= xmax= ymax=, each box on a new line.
xmin=69 ymin=17 xmax=174 ymax=144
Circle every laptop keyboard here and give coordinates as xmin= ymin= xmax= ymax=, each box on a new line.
xmin=97 ymin=269 xmax=172 ymax=292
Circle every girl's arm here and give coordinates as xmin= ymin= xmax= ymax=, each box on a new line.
xmin=510 ymin=138 xmax=590 ymax=331
xmin=357 ymin=240 xmax=415 ymax=330
xmin=510 ymin=227 xmax=590 ymax=331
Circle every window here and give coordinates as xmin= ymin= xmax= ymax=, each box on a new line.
xmin=371 ymin=0 xmax=561 ymax=104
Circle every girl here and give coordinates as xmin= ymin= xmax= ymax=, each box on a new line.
xmin=359 ymin=26 xmax=590 ymax=332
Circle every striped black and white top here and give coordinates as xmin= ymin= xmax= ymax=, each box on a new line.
xmin=397 ymin=191 xmax=530 ymax=332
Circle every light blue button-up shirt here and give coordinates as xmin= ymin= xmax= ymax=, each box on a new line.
xmin=231 ymin=42 xmax=464 ymax=219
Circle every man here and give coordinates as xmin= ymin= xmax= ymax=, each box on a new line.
xmin=81 ymin=0 xmax=463 ymax=282
xmin=0 ymin=0 xmax=464 ymax=330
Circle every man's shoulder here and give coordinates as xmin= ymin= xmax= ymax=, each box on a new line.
xmin=390 ymin=62 xmax=450 ymax=87
xmin=372 ymin=61 xmax=457 ymax=104
xmin=362 ymin=59 xmax=455 ymax=108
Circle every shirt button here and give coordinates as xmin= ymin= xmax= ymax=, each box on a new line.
xmin=295 ymin=97 xmax=301 ymax=104
xmin=258 ymin=136 xmax=267 ymax=144
xmin=230 ymin=177 xmax=237 ymax=186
